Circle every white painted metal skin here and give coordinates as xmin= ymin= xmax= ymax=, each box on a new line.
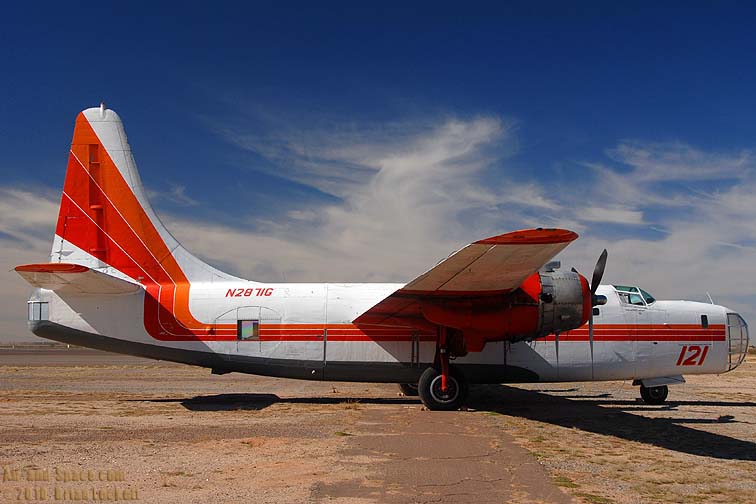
xmin=22 ymin=106 xmax=750 ymax=389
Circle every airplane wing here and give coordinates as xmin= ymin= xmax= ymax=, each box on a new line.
xmin=353 ymin=228 xmax=577 ymax=327
xmin=15 ymin=263 xmax=142 ymax=295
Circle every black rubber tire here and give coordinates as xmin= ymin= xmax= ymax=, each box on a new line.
xmin=640 ymin=385 xmax=669 ymax=405
xmin=417 ymin=366 xmax=468 ymax=411
xmin=398 ymin=383 xmax=419 ymax=396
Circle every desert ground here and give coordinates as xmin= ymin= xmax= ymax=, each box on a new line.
xmin=1 ymin=347 xmax=755 ymax=504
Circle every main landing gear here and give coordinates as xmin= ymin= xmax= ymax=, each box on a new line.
xmin=639 ymin=384 xmax=669 ymax=405
xmin=417 ymin=326 xmax=470 ymax=411
xmin=418 ymin=366 xmax=469 ymax=410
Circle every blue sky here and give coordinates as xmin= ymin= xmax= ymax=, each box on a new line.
xmin=2 ymin=2 xmax=756 ymax=340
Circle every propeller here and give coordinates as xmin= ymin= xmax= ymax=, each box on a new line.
xmin=591 ymin=249 xmax=608 ymax=298
xmin=587 ymin=249 xmax=608 ymax=380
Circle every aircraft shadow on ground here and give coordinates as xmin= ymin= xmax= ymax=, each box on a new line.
xmin=139 ymin=394 xmax=416 ymax=411
xmin=138 ymin=386 xmax=756 ymax=460
xmin=470 ymin=385 xmax=756 ymax=461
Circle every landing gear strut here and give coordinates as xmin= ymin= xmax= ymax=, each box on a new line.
xmin=417 ymin=326 xmax=469 ymax=410
xmin=640 ymin=384 xmax=668 ymax=405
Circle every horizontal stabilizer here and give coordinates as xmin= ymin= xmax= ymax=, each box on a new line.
xmin=15 ymin=263 xmax=142 ymax=295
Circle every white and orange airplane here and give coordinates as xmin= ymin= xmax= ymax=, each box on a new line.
xmin=16 ymin=106 xmax=750 ymax=410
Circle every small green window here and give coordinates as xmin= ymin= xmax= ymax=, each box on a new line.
xmin=237 ymin=320 xmax=259 ymax=341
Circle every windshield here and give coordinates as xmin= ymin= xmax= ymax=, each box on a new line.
xmin=640 ymin=289 xmax=656 ymax=304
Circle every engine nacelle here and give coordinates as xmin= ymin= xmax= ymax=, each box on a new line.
xmin=535 ymin=270 xmax=591 ymax=338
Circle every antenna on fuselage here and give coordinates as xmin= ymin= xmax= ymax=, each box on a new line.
xmin=706 ymin=292 xmax=715 ymax=304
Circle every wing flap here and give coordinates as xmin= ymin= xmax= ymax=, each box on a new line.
xmin=15 ymin=263 xmax=142 ymax=295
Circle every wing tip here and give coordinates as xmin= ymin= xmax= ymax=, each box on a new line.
xmin=475 ymin=228 xmax=578 ymax=246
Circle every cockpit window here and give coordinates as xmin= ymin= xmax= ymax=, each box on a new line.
xmin=617 ymin=291 xmax=646 ymax=306
xmin=640 ymin=289 xmax=656 ymax=304
xmin=628 ymin=293 xmax=645 ymax=306
xmin=614 ymin=285 xmax=653 ymax=306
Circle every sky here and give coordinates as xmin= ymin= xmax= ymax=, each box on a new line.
xmin=1 ymin=1 xmax=756 ymax=341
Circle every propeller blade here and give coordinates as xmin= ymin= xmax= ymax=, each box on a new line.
xmin=590 ymin=249 xmax=608 ymax=295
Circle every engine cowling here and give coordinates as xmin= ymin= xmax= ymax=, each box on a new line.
xmin=535 ymin=270 xmax=592 ymax=338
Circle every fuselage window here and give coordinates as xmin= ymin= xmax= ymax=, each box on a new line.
xmin=237 ymin=319 xmax=259 ymax=341
xmin=701 ymin=315 xmax=709 ymax=328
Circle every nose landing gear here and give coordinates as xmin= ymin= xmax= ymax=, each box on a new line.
xmin=639 ymin=384 xmax=669 ymax=405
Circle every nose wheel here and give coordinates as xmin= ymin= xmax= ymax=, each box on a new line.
xmin=418 ymin=366 xmax=468 ymax=410
xmin=640 ymin=384 xmax=669 ymax=404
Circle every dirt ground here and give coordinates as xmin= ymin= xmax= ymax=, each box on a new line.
xmin=1 ymin=349 xmax=755 ymax=504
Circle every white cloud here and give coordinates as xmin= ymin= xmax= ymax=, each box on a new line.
xmin=147 ymin=184 xmax=199 ymax=207
xmin=607 ymin=141 xmax=753 ymax=182
xmin=0 ymin=188 xmax=58 ymax=342
xmin=581 ymin=206 xmax=645 ymax=225
xmin=172 ymin=116 xmax=526 ymax=282
xmin=559 ymin=142 xmax=756 ymax=323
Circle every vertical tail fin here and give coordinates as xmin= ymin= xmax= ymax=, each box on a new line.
xmin=52 ymin=105 xmax=235 ymax=284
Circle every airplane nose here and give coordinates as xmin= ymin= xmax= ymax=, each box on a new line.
xmin=726 ymin=313 xmax=750 ymax=371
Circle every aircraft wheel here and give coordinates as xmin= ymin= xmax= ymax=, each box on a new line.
xmin=398 ymin=383 xmax=419 ymax=396
xmin=418 ymin=366 xmax=468 ymax=411
xmin=640 ymin=385 xmax=668 ymax=405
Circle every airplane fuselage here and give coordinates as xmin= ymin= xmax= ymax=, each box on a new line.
xmin=28 ymin=281 xmax=749 ymax=385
